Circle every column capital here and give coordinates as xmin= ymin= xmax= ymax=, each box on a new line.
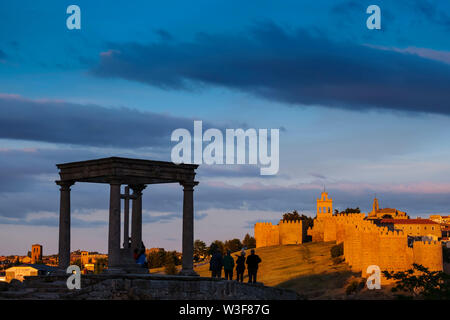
xmin=130 ymin=184 xmax=147 ymax=195
xmin=55 ymin=180 xmax=75 ymax=191
xmin=179 ymin=181 xmax=199 ymax=190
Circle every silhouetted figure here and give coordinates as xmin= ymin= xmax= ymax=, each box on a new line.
xmin=246 ymin=249 xmax=261 ymax=283
xmin=235 ymin=251 xmax=246 ymax=282
xmin=136 ymin=248 xmax=148 ymax=268
xmin=209 ymin=249 xmax=223 ymax=278
xmin=223 ymin=250 xmax=234 ymax=280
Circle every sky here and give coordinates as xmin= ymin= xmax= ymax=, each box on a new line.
xmin=0 ymin=0 xmax=449 ymax=255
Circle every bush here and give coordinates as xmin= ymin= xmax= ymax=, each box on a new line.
xmin=383 ymin=264 xmax=450 ymax=299
xmin=332 ymin=257 xmax=344 ymax=265
xmin=330 ymin=242 xmax=344 ymax=258
xmin=345 ymin=280 xmax=359 ymax=295
xmin=443 ymin=247 xmax=450 ymax=263
xmin=164 ymin=261 xmax=178 ymax=275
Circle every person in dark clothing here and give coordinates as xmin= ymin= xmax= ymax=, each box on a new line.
xmin=223 ymin=250 xmax=234 ymax=280
xmin=246 ymin=249 xmax=261 ymax=283
xmin=235 ymin=251 xmax=246 ymax=282
xmin=209 ymin=250 xmax=223 ymax=278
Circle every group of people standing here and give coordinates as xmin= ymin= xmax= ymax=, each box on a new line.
xmin=209 ymin=248 xmax=262 ymax=283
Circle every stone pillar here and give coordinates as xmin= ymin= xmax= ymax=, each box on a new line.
xmin=179 ymin=181 xmax=198 ymax=276
xmin=130 ymin=184 xmax=146 ymax=252
xmin=108 ymin=182 xmax=121 ymax=269
xmin=121 ymin=186 xmax=131 ymax=248
xmin=56 ymin=180 xmax=74 ymax=270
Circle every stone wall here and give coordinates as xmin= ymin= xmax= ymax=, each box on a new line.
xmin=308 ymin=214 xmax=444 ymax=283
xmin=255 ymin=222 xmax=279 ymax=248
xmin=255 ymin=220 xmax=306 ymax=248
xmin=0 ymin=274 xmax=299 ymax=300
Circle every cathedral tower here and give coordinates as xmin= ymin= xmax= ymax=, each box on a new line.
xmin=317 ymin=191 xmax=333 ymax=218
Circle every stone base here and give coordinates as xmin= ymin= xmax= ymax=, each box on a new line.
xmin=0 ymin=274 xmax=300 ymax=300
xmin=178 ymin=268 xmax=199 ymax=276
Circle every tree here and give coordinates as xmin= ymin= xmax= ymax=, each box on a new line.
xmin=94 ymin=258 xmax=107 ymax=274
xmin=73 ymin=258 xmax=82 ymax=268
xmin=224 ymin=239 xmax=243 ymax=253
xmin=242 ymin=234 xmax=256 ymax=249
xmin=383 ymin=264 xmax=450 ymax=299
xmin=194 ymin=240 xmax=207 ymax=259
xmin=208 ymin=240 xmax=225 ymax=255
xmin=336 ymin=207 xmax=361 ymax=214
xmin=147 ymin=249 xmax=167 ymax=268
xmin=282 ymin=210 xmax=314 ymax=229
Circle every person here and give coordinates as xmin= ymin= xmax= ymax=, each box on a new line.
xmin=246 ymin=249 xmax=261 ymax=283
xmin=223 ymin=250 xmax=234 ymax=280
xmin=133 ymin=248 xmax=139 ymax=261
xmin=136 ymin=248 xmax=148 ymax=268
xmin=235 ymin=251 xmax=246 ymax=282
xmin=209 ymin=249 xmax=223 ymax=278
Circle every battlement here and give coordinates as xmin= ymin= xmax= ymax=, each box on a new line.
xmin=255 ymin=219 xmax=307 ymax=247
xmin=255 ymin=222 xmax=274 ymax=226
xmin=279 ymin=219 xmax=303 ymax=225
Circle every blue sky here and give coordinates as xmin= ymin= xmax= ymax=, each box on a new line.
xmin=0 ymin=0 xmax=449 ymax=255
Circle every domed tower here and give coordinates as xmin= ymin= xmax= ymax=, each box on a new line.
xmin=317 ymin=190 xmax=333 ymax=218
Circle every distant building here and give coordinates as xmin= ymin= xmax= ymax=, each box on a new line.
xmin=429 ymin=215 xmax=450 ymax=224
xmin=367 ymin=197 xmax=409 ymax=220
xmin=20 ymin=256 xmax=32 ymax=264
xmin=377 ymin=218 xmax=442 ymax=240
xmin=5 ymin=264 xmax=59 ymax=282
xmin=31 ymin=244 xmax=42 ymax=264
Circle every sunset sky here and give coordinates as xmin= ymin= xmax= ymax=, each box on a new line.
xmin=0 ymin=0 xmax=449 ymax=255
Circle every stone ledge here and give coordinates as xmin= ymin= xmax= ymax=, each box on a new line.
xmin=2 ymin=274 xmax=300 ymax=300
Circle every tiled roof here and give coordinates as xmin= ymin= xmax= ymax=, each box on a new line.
xmin=380 ymin=219 xmax=438 ymax=225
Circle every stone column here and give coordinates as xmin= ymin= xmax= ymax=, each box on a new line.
xmin=130 ymin=184 xmax=146 ymax=252
xmin=121 ymin=186 xmax=130 ymax=248
xmin=108 ymin=182 xmax=121 ymax=269
xmin=179 ymin=181 xmax=198 ymax=276
xmin=56 ymin=180 xmax=74 ymax=270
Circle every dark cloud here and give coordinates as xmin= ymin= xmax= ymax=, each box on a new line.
xmin=155 ymin=29 xmax=173 ymax=41
xmin=412 ymin=0 xmax=450 ymax=29
xmin=0 ymin=95 xmax=203 ymax=148
xmin=309 ymin=172 xmax=327 ymax=180
xmin=92 ymin=23 xmax=450 ymax=115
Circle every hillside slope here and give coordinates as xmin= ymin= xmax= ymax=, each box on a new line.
xmin=194 ymin=241 xmax=393 ymax=299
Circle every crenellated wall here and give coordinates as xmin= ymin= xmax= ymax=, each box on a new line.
xmin=308 ymin=214 xmax=443 ymax=282
xmin=255 ymin=220 xmax=306 ymax=248
xmin=254 ymin=222 xmax=279 ymax=248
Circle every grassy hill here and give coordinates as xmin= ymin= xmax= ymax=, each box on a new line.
xmin=194 ymin=241 xmax=352 ymax=298
xmin=194 ymin=241 xmax=394 ymax=299
xmin=151 ymin=241 xmax=395 ymax=299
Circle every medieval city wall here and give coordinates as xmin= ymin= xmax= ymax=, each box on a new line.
xmin=278 ymin=220 xmax=306 ymax=245
xmin=255 ymin=222 xmax=279 ymax=248
xmin=309 ymin=214 xmax=443 ymax=281
xmin=255 ymin=220 xmax=306 ymax=248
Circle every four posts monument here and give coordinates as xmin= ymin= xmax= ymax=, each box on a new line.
xmin=55 ymin=157 xmax=199 ymax=276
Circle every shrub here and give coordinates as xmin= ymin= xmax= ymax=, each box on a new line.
xmin=345 ymin=281 xmax=359 ymax=295
xmin=164 ymin=261 xmax=178 ymax=275
xmin=443 ymin=247 xmax=450 ymax=263
xmin=332 ymin=257 xmax=344 ymax=265
xmin=330 ymin=242 xmax=344 ymax=258
xmin=383 ymin=263 xmax=450 ymax=299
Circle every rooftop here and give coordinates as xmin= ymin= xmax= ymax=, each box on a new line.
xmin=380 ymin=219 xmax=438 ymax=225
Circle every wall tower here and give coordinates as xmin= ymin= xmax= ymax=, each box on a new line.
xmin=317 ymin=191 xmax=333 ymax=218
